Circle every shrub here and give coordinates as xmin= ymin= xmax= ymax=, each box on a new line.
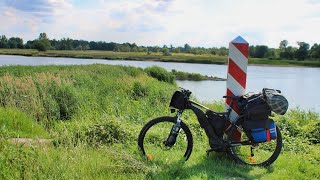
xmin=144 ymin=66 xmax=174 ymax=84
xmin=132 ymin=81 xmax=149 ymax=99
xmin=85 ymin=119 xmax=133 ymax=145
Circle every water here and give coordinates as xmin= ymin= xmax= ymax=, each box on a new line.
xmin=0 ymin=55 xmax=319 ymax=113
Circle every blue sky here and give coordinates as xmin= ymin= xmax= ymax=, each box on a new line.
xmin=0 ymin=0 xmax=319 ymax=48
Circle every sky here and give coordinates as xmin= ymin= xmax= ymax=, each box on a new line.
xmin=0 ymin=0 xmax=319 ymax=48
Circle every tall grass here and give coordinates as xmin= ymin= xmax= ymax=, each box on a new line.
xmin=0 ymin=64 xmax=319 ymax=179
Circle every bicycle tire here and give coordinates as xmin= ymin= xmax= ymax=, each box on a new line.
xmin=138 ymin=116 xmax=193 ymax=161
xmin=227 ymin=126 xmax=282 ymax=167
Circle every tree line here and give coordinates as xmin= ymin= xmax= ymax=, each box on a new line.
xmin=0 ymin=33 xmax=319 ymax=60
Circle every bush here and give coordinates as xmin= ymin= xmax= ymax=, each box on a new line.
xmin=132 ymin=81 xmax=149 ymax=99
xmin=85 ymin=119 xmax=133 ymax=145
xmin=144 ymin=66 xmax=174 ymax=84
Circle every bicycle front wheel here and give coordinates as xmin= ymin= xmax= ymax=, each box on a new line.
xmin=227 ymin=126 xmax=282 ymax=167
xmin=138 ymin=116 xmax=193 ymax=164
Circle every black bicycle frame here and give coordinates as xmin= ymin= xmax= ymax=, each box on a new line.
xmin=177 ymin=100 xmax=253 ymax=148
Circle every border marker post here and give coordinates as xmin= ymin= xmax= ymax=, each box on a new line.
xmin=226 ymin=36 xmax=249 ymax=140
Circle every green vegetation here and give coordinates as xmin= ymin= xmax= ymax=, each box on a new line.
xmin=0 ymin=107 xmax=49 ymax=138
xmin=1 ymin=32 xmax=320 ymax=66
xmin=1 ymin=48 xmax=320 ymax=67
xmin=172 ymin=69 xmax=226 ymax=81
xmin=0 ymin=64 xmax=319 ymax=179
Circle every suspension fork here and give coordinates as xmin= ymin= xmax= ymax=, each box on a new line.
xmin=164 ymin=110 xmax=183 ymax=147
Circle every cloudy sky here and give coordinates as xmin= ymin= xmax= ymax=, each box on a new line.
xmin=0 ymin=0 xmax=319 ymax=48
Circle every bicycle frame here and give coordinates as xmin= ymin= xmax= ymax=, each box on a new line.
xmin=168 ymin=99 xmax=253 ymax=151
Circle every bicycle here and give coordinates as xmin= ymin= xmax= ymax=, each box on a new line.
xmin=138 ymin=88 xmax=283 ymax=167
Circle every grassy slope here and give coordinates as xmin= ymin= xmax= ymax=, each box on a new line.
xmin=0 ymin=107 xmax=49 ymax=138
xmin=0 ymin=64 xmax=319 ymax=179
xmin=1 ymin=48 xmax=320 ymax=67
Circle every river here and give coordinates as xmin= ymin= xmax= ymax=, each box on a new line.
xmin=0 ymin=55 xmax=319 ymax=113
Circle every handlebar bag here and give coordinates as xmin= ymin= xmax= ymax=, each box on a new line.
xmin=169 ymin=90 xmax=189 ymax=110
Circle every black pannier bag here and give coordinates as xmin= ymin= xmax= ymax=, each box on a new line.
xmin=238 ymin=93 xmax=270 ymax=121
xmin=238 ymin=93 xmax=277 ymax=143
xmin=169 ymin=90 xmax=190 ymax=110
xmin=206 ymin=110 xmax=226 ymax=138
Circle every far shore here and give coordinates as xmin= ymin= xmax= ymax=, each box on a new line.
xmin=0 ymin=49 xmax=319 ymax=68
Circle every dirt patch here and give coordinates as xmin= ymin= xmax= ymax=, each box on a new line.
xmin=7 ymin=138 xmax=53 ymax=147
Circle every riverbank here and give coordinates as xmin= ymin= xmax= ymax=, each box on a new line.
xmin=1 ymin=48 xmax=319 ymax=67
xmin=0 ymin=64 xmax=319 ymax=179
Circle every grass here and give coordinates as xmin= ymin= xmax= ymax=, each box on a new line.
xmin=0 ymin=107 xmax=49 ymax=138
xmin=1 ymin=48 xmax=319 ymax=67
xmin=0 ymin=64 xmax=319 ymax=179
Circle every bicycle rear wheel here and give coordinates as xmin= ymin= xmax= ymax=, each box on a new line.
xmin=138 ymin=116 xmax=193 ymax=164
xmin=227 ymin=126 xmax=282 ymax=167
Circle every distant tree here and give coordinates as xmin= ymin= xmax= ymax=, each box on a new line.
xmin=0 ymin=35 xmax=8 ymax=48
xmin=210 ymin=47 xmax=218 ymax=55
xmin=218 ymin=47 xmax=228 ymax=56
xmin=279 ymin=40 xmax=288 ymax=50
xmin=284 ymin=46 xmax=296 ymax=60
xmin=24 ymin=40 xmax=34 ymax=49
xmin=162 ymin=48 xmax=171 ymax=56
xmin=254 ymin=45 xmax=268 ymax=58
xmin=8 ymin=38 xmax=17 ymax=48
xmin=266 ymin=48 xmax=277 ymax=59
xmin=295 ymin=41 xmax=310 ymax=60
xmin=184 ymin=44 xmax=191 ymax=53
xmin=309 ymin=43 xmax=320 ymax=59
xmin=152 ymin=46 xmax=161 ymax=53
xmin=249 ymin=45 xmax=255 ymax=57
xmin=174 ymin=47 xmax=181 ymax=53
xmin=33 ymin=32 xmax=51 ymax=51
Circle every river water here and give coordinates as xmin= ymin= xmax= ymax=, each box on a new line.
xmin=0 ymin=55 xmax=319 ymax=113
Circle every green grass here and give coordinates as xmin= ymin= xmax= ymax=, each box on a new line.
xmin=0 ymin=64 xmax=319 ymax=179
xmin=1 ymin=48 xmax=319 ymax=67
xmin=0 ymin=107 xmax=49 ymax=138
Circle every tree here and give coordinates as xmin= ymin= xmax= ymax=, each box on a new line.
xmin=24 ymin=40 xmax=34 ymax=49
xmin=309 ymin=43 xmax=320 ymax=59
xmin=0 ymin=35 xmax=8 ymax=48
xmin=249 ymin=45 xmax=255 ymax=57
xmin=254 ymin=45 xmax=268 ymax=58
xmin=184 ymin=44 xmax=191 ymax=53
xmin=266 ymin=48 xmax=277 ymax=59
xmin=218 ymin=47 xmax=228 ymax=56
xmin=33 ymin=32 xmax=51 ymax=51
xmin=162 ymin=47 xmax=171 ymax=56
xmin=210 ymin=47 xmax=218 ymax=55
xmin=279 ymin=40 xmax=288 ymax=50
xmin=295 ymin=41 xmax=310 ymax=60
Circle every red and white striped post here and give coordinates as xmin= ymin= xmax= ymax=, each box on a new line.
xmin=226 ymin=36 xmax=249 ymax=140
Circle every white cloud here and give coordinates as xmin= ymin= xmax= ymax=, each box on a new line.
xmin=0 ymin=0 xmax=319 ymax=47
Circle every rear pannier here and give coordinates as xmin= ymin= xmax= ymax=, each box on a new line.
xmin=237 ymin=93 xmax=270 ymax=121
xmin=237 ymin=90 xmax=281 ymax=143
xmin=244 ymin=119 xmax=277 ymax=143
